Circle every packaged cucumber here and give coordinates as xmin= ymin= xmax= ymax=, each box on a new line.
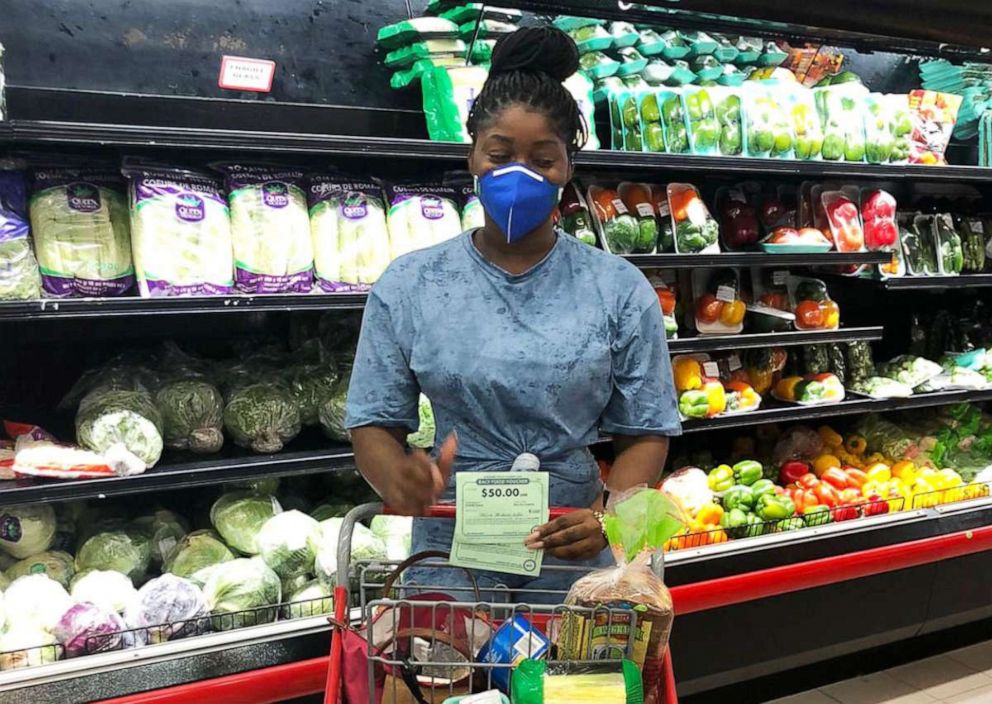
xmin=558 ymin=183 xmax=598 ymax=247
xmin=957 ymin=215 xmax=987 ymax=273
xmin=637 ymin=90 xmax=667 ymax=153
xmin=932 ymin=213 xmax=964 ymax=275
xmin=579 ymin=51 xmax=620 ymax=80
xmin=900 ymin=213 xmax=938 ymax=276
xmin=637 ymin=29 xmax=667 ymax=57
xmin=743 ymin=82 xmax=795 ymax=159
xmin=615 ymin=47 xmax=649 ymax=77
xmin=659 ymin=89 xmax=691 ymax=154
xmin=652 ymin=186 xmax=675 ymax=253
xmin=608 ymin=21 xmax=640 ymax=49
xmin=682 ymin=86 xmax=722 ymax=156
xmin=814 ymin=81 xmax=869 ymax=162
xmin=788 ymin=86 xmax=824 ymax=160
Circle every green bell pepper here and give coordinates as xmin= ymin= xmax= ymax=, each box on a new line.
xmin=802 ymin=504 xmax=833 ymax=527
xmin=707 ymin=464 xmax=735 ymax=492
xmin=721 ymin=507 xmax=765 ymax=539
xmin=732 ymin=460 xmax=763 ymax=486
xmin=678 ymin=390 xmax=710 ymax=418
xmin=750 ymin=479 xmax=776 ymax=499
xmin=721 ymin=484 xmax=755 ymax=512
xmin=755 ymin=493 xmax=796 ymax=521
xmin=777 ymin=517 xmax=806 ymax=532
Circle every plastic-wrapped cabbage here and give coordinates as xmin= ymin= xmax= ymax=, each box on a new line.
xmin=369 ymin=516 xmax=413 ymax=561
xmin=75 ymin=388 xmax=164 ymax=468
xmin=123 ymin=163 xmax=234 ymax=297
xmin=307 ymin=175 xmax=392 ymax=292
xmin=282 ymin=579 xmax=333 ymax=620
xmin=29 ymin=166 xmax=134 ymax=297
xmin=4 ymin=574 xmax=73 ymax=631
xmin=406 ymin=394 xmax=435 ymax=449
xmin=155 ymin=380 xmax=225 ymax=454
xmin=203 ymin=558 xmax=281 ymax=630
xmin=318 ymin=385 xmax=349 ymax=443
xmin=54 ymin=602 xmax=130 ymax=658
xmin=288 ymin=364 xmax=339 ymax=427
xmin=212 ymin=163 xmax=313 ymax=294
xmin=256 ymin=510 xmax=321 ymax=579
xmin=0 ymin=627 xmax=61 ymax=670
xmin=312 ymin=519 xmax=386 ymax=586
xmin=310 ymin=503 xmax=353 ymax=522
xmin=163 ymin=529 xmax=236 ymax=580
xmin=386 ymin=183 xmax=462 ymax=259
xmin=75 ymin=528 xmax=151 ymax=582
xmin=0 ymin=503 xmax=56 ymax=559
xmin=5 ymin=550 xmax=75 ymax=588
xmin=131 ymin=509 xmax=189 ymax=565
xmin=223 ymin=383 xmax=302 ymax=454
xmin=70 ymin=570 xmax=137 ymax=613
xmin=125 ymin=574 xmax=210 ymax=644
xmin=210 ymin=492 xmax=283 ymax=555
xmin=0 ymin=164 xmax=42 ymax=300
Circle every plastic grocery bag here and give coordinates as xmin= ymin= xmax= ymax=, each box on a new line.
xmin=512 ymin=660 xmax=643 ymax=704
xmin=557 ymin=488 xmax=685 ymax=704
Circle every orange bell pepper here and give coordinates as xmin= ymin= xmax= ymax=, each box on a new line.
xmin=719 ymin=300 xmax=746 ymax=326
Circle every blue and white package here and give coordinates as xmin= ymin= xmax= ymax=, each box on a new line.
xmin=476 ymin=614 xmax=550 ymax=693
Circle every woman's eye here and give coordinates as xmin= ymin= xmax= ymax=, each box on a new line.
xmin=534 ymin=160 xmax=556 ymax=170
xmin=488 ymin=153 xmax=511 ymax=162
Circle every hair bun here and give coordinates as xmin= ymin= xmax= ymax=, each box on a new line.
xmin=489 ymin=26 xmax=579 ymax=83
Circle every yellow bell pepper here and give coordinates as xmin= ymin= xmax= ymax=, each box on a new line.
xmin=774 ymin=376 xmax=802 ymax=401
xmin=813 ymin=454 xmax=841 ymax=476
xmin=818 ymin=426 xmax=843 ymax=449
xmin=844 ymin=434 xmax=867 ymax=455
xmin=703 ymin=380 xmax=727 ymax=416
xmin=719 ymin=300 xmax=746 ymax=326
xmin=937 ymin=468 xmax=963 ymax=490
xmin=696 ymin=502 xmax=724 ymax=527
xmin=673 ymin=357 xmax=703 ymax=393
xmin=891 ymin=460 xmax=917 ymax=483
xmin=865 ymin=463 xmax=892 ymax=484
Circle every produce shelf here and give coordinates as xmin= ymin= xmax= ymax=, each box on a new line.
xmin=667 ymin=326 xmax=884 ymax=354
xmin=882 ymin=275 xmax=992 ymax=290
xmin=681 ymin=388 xmax=992 ymax=433
xmin=3 ymin=120 xmax=992 ymax=182
xmin=0 ymin=442 xmax=355 ymax=505
xmin=626 ymin=251 xmax=890 ymax=268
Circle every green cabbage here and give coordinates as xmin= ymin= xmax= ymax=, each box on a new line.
xmin=288 ymin=364 xmax=339 ymax=427
xmin=5 ymin=550 xmax=75 ymax=588
xmin=155 ymin=379 xmax=225 ymax=453
xmin=223 ymin=383 xmax=301 ymax=454
xmin=0 ymin=504 xmax=56 ymax=559
xmin=310 ymin=503 xmax=353 ymax=521
xmin=210 ymin=492 xmax=282 ymax=555
xmin=75 ymin=388 xmax=164 ymax=467
xmin=203 ymin=558 xmax=281 ymax=630
xmin=164 ymin=529 xmax=237 ymax=580
xmin=318 ymin=385 xmax=350 ymax=442
xmin=406 ymin=394 xmax=436 ymax=449
xmin=282 ymin=579 xmax=333 ymax=620
xmin=256 ymin=510 xmax=321 ymax=579
xmin=70 ymin=570 xmax=137 ymax=613
xmin=312 ymin=519 xmax=386 ymax=587
xmin=131 ymin=509 xmax=189 ymax=564
xmin=369 ymin=516 xmax=413 ymax=561
xmin=75 ymin=528 xmax=151 ymax=582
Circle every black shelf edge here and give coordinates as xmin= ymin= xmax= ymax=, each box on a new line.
xmin=0 ymin=446 xmax=357 ymax=505
xmin=627 ymin=251 xmax=890 ymax=267
xmin=0 ymin=292 xmax=369 ymax=321
xmin=668 ymin=326 xmax=884 ymax=354
xmin=681 ymin=389 xmax=992 ymax=433
xmin=883 ymin=275 xmax=992 ymax=290
xmin=3 ymin=120 xmax=992 ymax=182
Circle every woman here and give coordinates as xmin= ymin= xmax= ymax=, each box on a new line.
xmin=346 ymin=26 xmax=681 ymax=598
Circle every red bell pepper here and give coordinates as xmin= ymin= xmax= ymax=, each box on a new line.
xmin=721 ymin=200 xmax=760 ymax=249
xmin=780 ymin=460 xmax=810 ymax=485
xmin=864 ymin=494 xmax=890 ymax=516
xmin=823 ymin=194 xmax=864 ymax=252
xmin=821 ymin=467 xmax=850 ymax=491
xmin=832 ymin=504 xmax=860 ymax=521
xmin=798 ymin=473 xmax=820 ymax=490
xmin=861 ymin=190 xmax=899 ymax=250
xmin=844 ymin=468 xmax=868 ymax=489
xmin=813 ymin=482 xmax=840 ymax=507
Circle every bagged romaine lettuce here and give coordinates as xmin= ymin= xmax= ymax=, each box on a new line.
xmin=75 ymin=388 xmax=164 ymax=468
xmin=212 ymin=163 xmax=313 ymax=293
xmin=223 ymin=382 xmax=301 ymax=454
xmin=0 ymin=163 xmax=42 ymax=300
xmin=307 ymin=174 xmax=391 ymax=292
xmin=122 ymin=162 xmax=234 ymax=297
xmin=29 ymin=166 xmax=134 ymax=297
xmin=386 ymin=182 xmax=462 ymax=259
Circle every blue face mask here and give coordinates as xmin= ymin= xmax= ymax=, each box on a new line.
xmin=476 ymin=163 xmax=562 ymax=243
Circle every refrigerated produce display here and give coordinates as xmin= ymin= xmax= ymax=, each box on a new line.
xmin=2 ymin=1 xmax=992 ymax=703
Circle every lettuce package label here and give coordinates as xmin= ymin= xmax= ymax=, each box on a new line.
xmin=29 ymin=167 xmax=134 ymax=297
xmin=307 ymin=174 xmax=391 ymax=293
xmin=124 ymin=164 xmax=234 ymax=297
xmin=386 ymin=182 xmax=462 ymax=258
xmin=214 ymin=164 xmax=313 ymax=294
xmin=0 ymin=166 xmax=42 ymax=300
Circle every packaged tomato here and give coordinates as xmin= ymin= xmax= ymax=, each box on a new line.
xmin=787 ymin=275 xmax=840 ymax=331
xmin=821 ymin=191 xmax=864 ymax=253
xmin=716 ymin=186 xmax=760 ymax=250
xmin=861 ymin=189 xmax=904 ymax=278
xmin=692 ymin=268 xmax=744 ymax=335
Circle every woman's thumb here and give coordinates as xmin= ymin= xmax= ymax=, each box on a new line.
xmin=432 ymin=432 xmax=458 ymax=494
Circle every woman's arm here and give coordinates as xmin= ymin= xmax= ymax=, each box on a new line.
xmin=604 ymin=434 xmax=670 ymax=502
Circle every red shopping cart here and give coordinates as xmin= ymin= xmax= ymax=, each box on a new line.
xmin=324 ymin=502 xmax=678 ymax=704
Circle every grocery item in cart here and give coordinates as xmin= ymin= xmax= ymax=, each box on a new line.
xmin=512 ymin=658 xmax=643 ymax=703
xmin=212 ymin=163 xmax=313 ymax=294
xmin=29 ymin=165 xmax=134 ymax=297
xmin=307 ymin=174 xmax=391 ymax=292
xmin=122 ymin=162 xmax=235 ymax=297
xmin=476 ymin=613 xmax=550 ymax=693
xmin=558 ymin=488 xmax=684 ymax=703
xmin=0 ymin=162 xmax=41 ymax=300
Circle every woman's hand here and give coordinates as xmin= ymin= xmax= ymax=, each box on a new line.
xmin=355 ymin=430 xmax=458 ymax=517
xmin=524 ymin=509 xmax=607 ymax=561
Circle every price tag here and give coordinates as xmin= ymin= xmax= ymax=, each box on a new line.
xmin=716 ymin=285 xmax=736 ymax=303
xmin=612 ymin=198 xmax=629 ymax=215
xmin=703 ymin=361 xmax=720 ymax=378
xmin=218 ymin=55 xmax=276 ymax=92
xmin=658 ymin=202 xmax=671 ymax=217
xmin=728 ymin=354 xmax=743 ymax=371
xmin=636 ymin=203 xmax=654 ymax=218
xmin=772 ymin=270 xmax=789 ymax=286
xmin=455 ymin=472 xmax=549 ymax=543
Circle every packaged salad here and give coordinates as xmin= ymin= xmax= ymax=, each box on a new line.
xmin=692 ymin=269 xmax=745 ymax=335
xmin=668 ymin=183 xmax=719 ymax=253
xmin=618 ymin=182 xmax=659 ymax=253
xmin=588 ymin=185 xmax=639 ymax=255
xmin=787 ymin=275 xmax=840 ymax=331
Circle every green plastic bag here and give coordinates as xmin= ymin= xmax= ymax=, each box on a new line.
xmin=511 ymin=659 xmax=643 ymax=704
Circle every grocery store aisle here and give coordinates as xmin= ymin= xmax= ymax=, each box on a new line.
xmin=768 ymin=640 xmax=992 ymax=703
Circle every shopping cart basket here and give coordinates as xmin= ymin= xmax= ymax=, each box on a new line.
xmin=324 ymin=503 xmax=678 ymax=704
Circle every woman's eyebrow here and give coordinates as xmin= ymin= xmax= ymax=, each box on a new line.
xmin=484 ymin=134 xmax=514 ymax=144
xmin=531 ymin=139 xmax=560 ymax=147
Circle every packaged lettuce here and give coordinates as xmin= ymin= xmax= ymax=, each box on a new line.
xmin=122 ymin=162 xmax=234 ymax=297
xmin=421 ymin=65 xmax=488 ymax=143
xmin=384 ymin=39 xmax=466 ymax=69
xmin=608 ymin=90 xmax=625 ymax=149
xmin=814 ymin=81 xmax=869 ymax=162
xmin=386 ymin=183 xmax=462 ymax=259
xmin=29 ymin=166 xmax=133 ymax=297
xmin=459 ymin=20 xmax=516 ymax=40
xmin=213 ymin=163 xmax=313 ymax=293
xmin=307 ymin=174 xmax=390 ymax=292
xmin=376 ymin=17 xmax=459 ymax=50
xmin=0 ymin=162 xmax=41 ymax=300
xmin=743 ymin=81 xmax=795 ymax=159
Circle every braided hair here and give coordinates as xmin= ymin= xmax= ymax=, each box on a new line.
xmin=466 ymin=26 xmax=589 ymax=154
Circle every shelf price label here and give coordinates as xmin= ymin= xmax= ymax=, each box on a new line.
xmin=218 ymin=55 xmax=276 ymax=92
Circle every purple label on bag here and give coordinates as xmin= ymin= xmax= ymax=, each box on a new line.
xmin=316 ymin=277 xmax=372 ymax=293
xmin=262 ymin=182 xmax=290 ymax=209
xmin=67 ymin=182 xmax=101 ymax=213
xmin=0 ymin=170 xmax=30 ymax=243
xmin=175 ymin=194 xmax=206 ymax=222
xmin=420 ymin=195 xmax=445 ymax=220
xmin=235 ymin=266 xmax=313 ymax=294
xmin=0 ymin=515 xmax=21 ymax=544
xmin=341 ymin=192 xmax=369 ymax=220
xmin=144 ymin=279 xmax=236 ymax=297
xmin=41 ymin=273 xmax=136 ymax=297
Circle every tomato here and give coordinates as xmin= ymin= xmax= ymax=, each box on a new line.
xmin=813 ymin=482 xmax=840 ymax=507
xmin=796 ymin=300 xmax=825 ymax=329
xmin=591 ymin=188 xmax=619 ymax=221
xmin=656 ymin=288 xmax=676 ymax=316
xmin=695 ymin=293 xmax=724 ymax=323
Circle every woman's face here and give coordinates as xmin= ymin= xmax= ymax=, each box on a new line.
xmin=468 ymin=104 xmax=572 ymax=185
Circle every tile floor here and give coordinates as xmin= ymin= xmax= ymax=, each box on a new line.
xmin=768 ymin=641 xmax=992 ymax=704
